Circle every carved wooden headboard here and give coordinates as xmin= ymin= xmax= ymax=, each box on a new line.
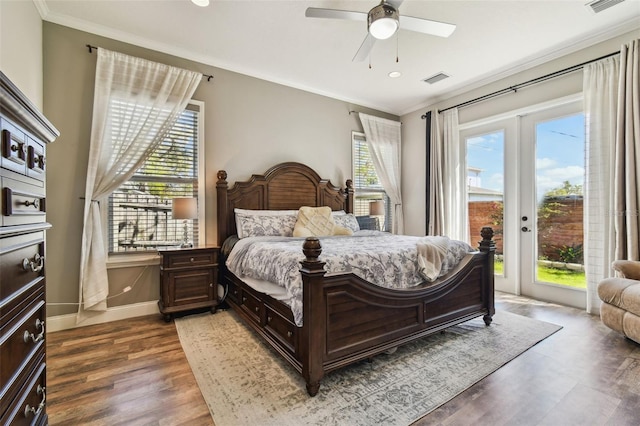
xmin=216 ymin=162 xmax=354 ymax=245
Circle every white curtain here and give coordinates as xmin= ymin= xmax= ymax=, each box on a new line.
xmin=78 ymin=49 xmax=201 ymax=320
xmin=427 ymin=109 xmax=445 ymax=236
xmin=583 ymin=39 xmax=639 ymax=314
xmin=358 ymin=113 xmax=404 ymax=234
xmin=614 ymin=40 xmax=639 ymax=261
xmin=441 ymin=109 xmax=468 ymax=242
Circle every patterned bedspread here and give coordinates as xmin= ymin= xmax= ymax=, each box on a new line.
xmin=226 ymin=230 xmax=474 ymax=326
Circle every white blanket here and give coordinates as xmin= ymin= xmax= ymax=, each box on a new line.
xmin=416 ymin=236 xmax=450 ymax=281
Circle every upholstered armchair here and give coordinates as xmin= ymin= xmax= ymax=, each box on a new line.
xmin=597 ymin=260 xmax=640 ymax=344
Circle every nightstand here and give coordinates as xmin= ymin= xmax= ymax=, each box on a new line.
xmin=158 ymin=245 xmax=219 ymax=322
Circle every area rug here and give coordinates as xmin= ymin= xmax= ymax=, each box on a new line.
xmin=175 ymin=309 xmax=561 ymax=426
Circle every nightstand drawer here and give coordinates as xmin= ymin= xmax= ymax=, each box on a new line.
xmin=166 ymin=250 xmax=217 ymax=268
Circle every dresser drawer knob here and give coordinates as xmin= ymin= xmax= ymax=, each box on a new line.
xmin=190 ymin=257 xmax=195 ymax=263
xmin=10 ymin=142 xmax=25 ymax=155
xmin=24 ymin=385 xmax=46 ymax=418
xmin=22 ymin=253 xmax=44 ymax=273
xmin=267 ymin=316 xmax=272 ymax=322
xmin=254 ymin=307 xmax=259 ymax=313
xmin=24 ymin=199 xmax=40 ymax=209
xmin=287 ymin=331 xmax=293 ymax=338
xmin=23 ymin=319 xmax=45 ymax=343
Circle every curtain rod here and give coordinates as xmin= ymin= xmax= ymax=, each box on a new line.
xmin=86 ymin=44 xmax=214 ymax=82
xmin=421 ymin=50 xmax=619 ymax=118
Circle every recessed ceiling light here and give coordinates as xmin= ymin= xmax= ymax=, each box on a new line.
xmin=388 ymin=71 xmax=402 ymax=78
xmin=191 ymin=0 xmax=209 ymax=7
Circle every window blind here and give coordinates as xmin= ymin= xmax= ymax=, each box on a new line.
xmin=108 ymin=104 xmax=200 ymax=253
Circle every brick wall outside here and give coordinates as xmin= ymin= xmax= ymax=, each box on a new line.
xmin=468 ymin=198 xmax=583 ymax=262
xmin=469 ymin=201 xmax=504 ymax=253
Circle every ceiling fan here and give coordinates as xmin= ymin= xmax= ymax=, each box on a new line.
xmin=305 ymin=0 xmax=456 ymax=62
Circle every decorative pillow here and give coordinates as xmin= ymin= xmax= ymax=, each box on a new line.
xmin=234 ymin=208 xmax=298 ymax=239
xmin=333 ymin=213 xmax=360 ymax=232
xmin=293 ymin=206 xmax=353 ymax=237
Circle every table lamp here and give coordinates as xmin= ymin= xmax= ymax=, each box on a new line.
xmin=172 ymin=197 xmax=197 ymax=247
xmin=369 ymin=200 xmax=385 ymax=231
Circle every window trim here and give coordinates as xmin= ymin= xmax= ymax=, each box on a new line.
xmin=105 ymin=100 xmax=205 ymax=266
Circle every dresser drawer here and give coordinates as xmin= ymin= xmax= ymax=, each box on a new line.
xmin=0 ymin=357 xmax=46 ymax=426
xmin=1 ymin=119 xmax=27 ymax=176
xmin=165 ymin=249 xmax=218 ymax=268
xmin=1 ymin=177 xmax=45 ymax=227
xmin=0 ymin=231 xmax=45 ymax=307
xmin=0 ymin=299 xmax=46 ymax=407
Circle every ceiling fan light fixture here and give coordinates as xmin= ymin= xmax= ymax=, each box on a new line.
xmin=191 ymin=0 xmax=209 ymax=7
xmin=368 ymin=3 xmax=399 ymax=40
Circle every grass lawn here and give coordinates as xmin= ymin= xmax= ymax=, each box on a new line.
xmin=493 ymin=259 xmax=586 ymax=289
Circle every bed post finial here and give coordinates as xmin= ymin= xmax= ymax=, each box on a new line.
xmin=479 ymin=227 xmax=495 ymax=325
xmin=216 ymin=170 xmax=229 ymax=246
xmin=345 ymin=179 xmax=354 ymax=214
xmin=302 ymin=237 xmax=323 ymax=264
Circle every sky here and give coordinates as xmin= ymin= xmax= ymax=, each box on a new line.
xmin=466 ymin=113 xmax=585 ymax=202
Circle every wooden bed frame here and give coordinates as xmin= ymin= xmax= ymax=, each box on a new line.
xmin=216 ymin=162 xmax=495 ymax=396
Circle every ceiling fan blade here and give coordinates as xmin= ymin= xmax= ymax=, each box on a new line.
xmin=305 ymin=7 xmax=367 ymax=21
xmin=399 ymin=15 xmax=456 ymax=38
xmin=387 ymin=0 xmax=404 ymax=10
xmin=352 ymin=33 xmax=376 ymax=62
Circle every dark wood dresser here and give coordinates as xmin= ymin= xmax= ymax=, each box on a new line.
xmin=0 ymin=71 xmax=59 ymax=425
xmin=158 ymin=245 xmax=219 ymax=322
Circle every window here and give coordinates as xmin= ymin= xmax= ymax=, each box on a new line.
xmin=352 ymin=131 xmax=391 ymax=230
xmin=107 ymin=101 xmax=204 ymax=253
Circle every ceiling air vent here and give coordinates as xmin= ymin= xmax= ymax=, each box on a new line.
xmin=423 ymin=72 xmax=450 ymax=85
xmin=586 ymin=0 xmax=625 ymax=13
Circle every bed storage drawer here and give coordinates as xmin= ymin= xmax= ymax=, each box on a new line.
xmin=265 ymin=306 xmax=296 ymax=352
xmin=241 ymin=290 xmax=262 ymax=322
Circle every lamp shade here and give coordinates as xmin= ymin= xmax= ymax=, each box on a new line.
xmin=172 ymin=197 xmax=198 ymax=220
xmin=369 ymin=200 xmax=385 ymax=216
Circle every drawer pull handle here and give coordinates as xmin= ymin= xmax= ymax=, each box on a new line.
xmin=24 ymin=199 xmax=40 ymax=209
xmin=242 ymin=296 xmax=246 ymax=302
xmin=267 ymin=316 xmax=272 ymax=322
xmin=23 ymin=319 xmax=45 ymax=343
xmin=190 ymin=257 xmax=195 ymax=263
xmin=10 ymin=142 xmax=25 ymax=155
xmin=24 ymin=385 xmax=46 ymax=418
xmin=22 ymin=253 xmax=44 ymax=273
xmin=254 ymin=307 xmax=259 ymax=313
xmin=287 ymin=331 xmax=293 ymax=338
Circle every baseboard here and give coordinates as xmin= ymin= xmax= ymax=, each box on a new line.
xmin=46 ymin=300 xmax=160 ymax=332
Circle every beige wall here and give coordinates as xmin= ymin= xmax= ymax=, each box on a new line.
xmin=0 ymin=0 xmax=43 ymax=108
xmin=42 ymin=22 xmax=397 ymax=319
xmin=400 ymin=29 xmax=640 ymax=238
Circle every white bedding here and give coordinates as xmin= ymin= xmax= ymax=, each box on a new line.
xmin=226 ymin=230 xmax=474 ymax=326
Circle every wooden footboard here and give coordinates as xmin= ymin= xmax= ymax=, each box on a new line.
xmin=299 ymin=227 xmax=495 ymax=395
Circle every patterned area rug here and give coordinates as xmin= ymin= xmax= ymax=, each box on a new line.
xmin=175 ymin=309 xmax=561 ymax=426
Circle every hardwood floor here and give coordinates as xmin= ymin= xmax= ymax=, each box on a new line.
xmin=46 ymin=293 xmax=640 ymax=425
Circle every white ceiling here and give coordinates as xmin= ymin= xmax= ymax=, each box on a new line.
xmin=39 ymin=0 xmax=640 ymax=115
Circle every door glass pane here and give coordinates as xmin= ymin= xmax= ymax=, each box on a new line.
xmin=535 ymin=114 xmax=586 ymax=288
xmin=466 ymin=131 xmax=504 ymax=275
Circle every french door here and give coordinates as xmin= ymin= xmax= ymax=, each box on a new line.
xmin=462 ymin=97 xmax=586 ymax=309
